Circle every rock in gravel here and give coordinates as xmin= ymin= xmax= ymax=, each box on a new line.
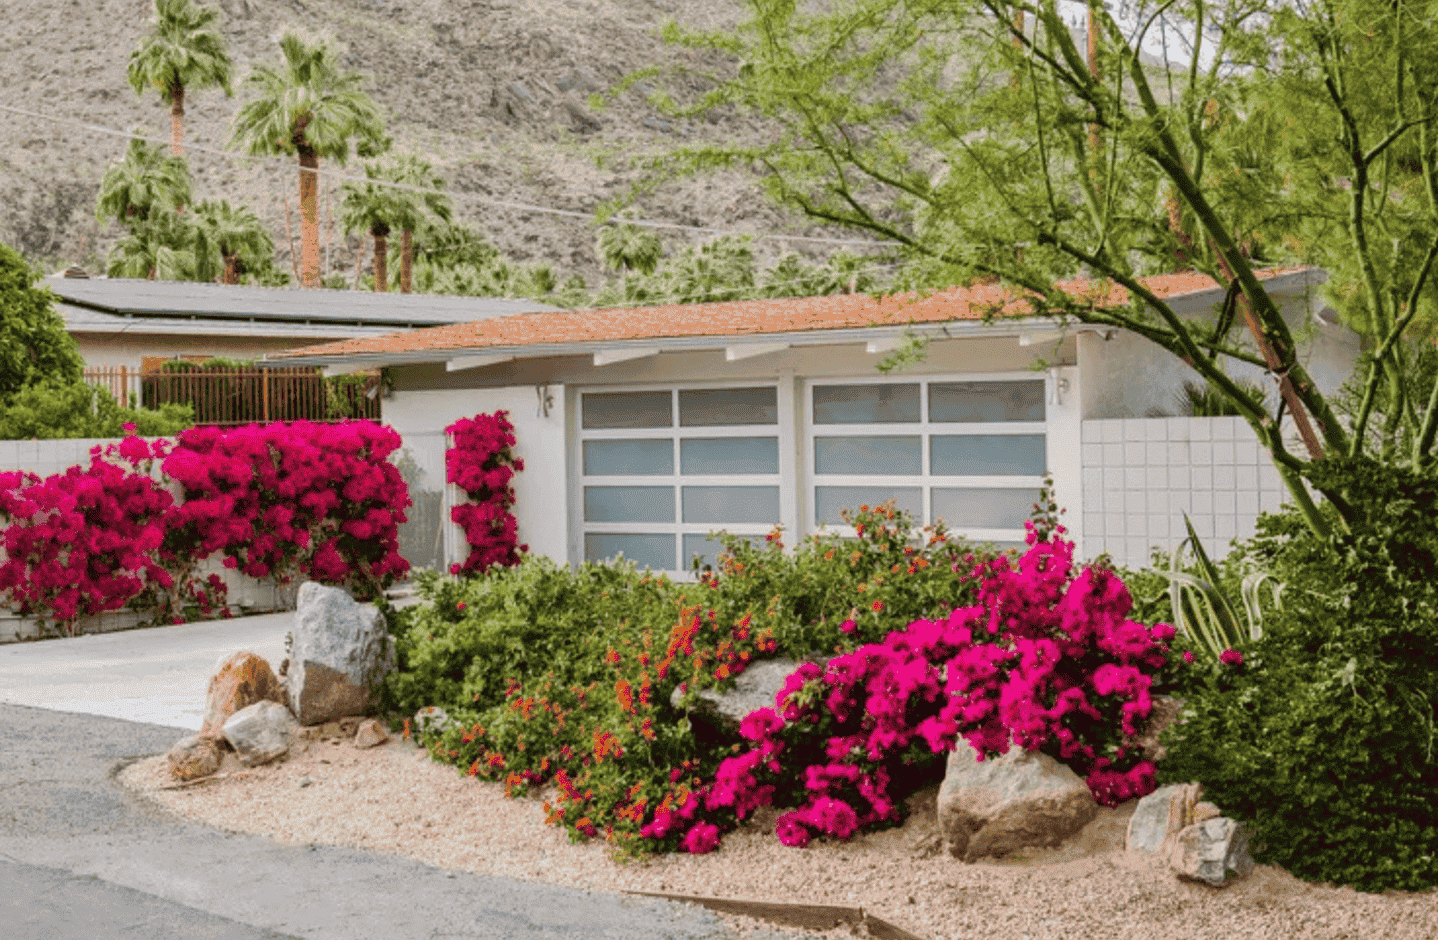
xmin=1167 ymin=816 xmax=1256 ymax=887
xmin=166 ymin=734 xmax=223 ymax=782
xmin=283 ymin=582 xmax=395 ymax=727
xmin=1126 ymin=781 xmax=1207 ymax=854
xmin=200 ymin=650 xmax=287 ymax=742
xmin=937 ymin=736 xmax=1098 ymax=862
xmin=354 ymin=718 xmax=389 ymax=749
xmin=412 ymin=706 xmax=452 ymax=741
xmin=223 ymin=700 xmax=299 ymax=767
xmin=671 ymin=659 xmax=823 ymax=745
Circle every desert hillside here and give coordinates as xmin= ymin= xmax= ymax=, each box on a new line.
xmin=0 ymin=0 xmax=882 ymax=287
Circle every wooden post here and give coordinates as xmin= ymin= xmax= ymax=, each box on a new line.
xmin=263 ymin=368 xmax=270 ymax=424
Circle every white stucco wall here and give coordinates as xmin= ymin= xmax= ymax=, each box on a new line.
xmin=380 ymin=385 xmax=568 ymax=569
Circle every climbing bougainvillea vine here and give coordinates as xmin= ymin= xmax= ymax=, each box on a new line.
xmin=446 ymin=411 xmax=527 ymax=576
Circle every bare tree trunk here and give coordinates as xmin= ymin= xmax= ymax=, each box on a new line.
xmin=400 ymin=228 xmax=414 ymax=293
xmin=222 ymin=252 xmax=239 ymax=285
xmin=372 ymin=229 xmax=389 ymax=292
xmin=169 ymin=84 xmax=185 ymax=158
xmin=298 ymin=149 xmax=321 ymax=288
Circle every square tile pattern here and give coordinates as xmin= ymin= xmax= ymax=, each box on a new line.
xmin=1082 ymin=417 xmax=1288 ymax=568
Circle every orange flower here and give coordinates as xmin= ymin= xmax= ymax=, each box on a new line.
xmin=824 ymin=549 xmax=835 ymax=560
xmin=605 ymin=648 xmax=621 ymax=666
xmin=615 ymin=679 xmax=635 ymax=714
xmin=872 ymin=600 xmax=885 ymax=612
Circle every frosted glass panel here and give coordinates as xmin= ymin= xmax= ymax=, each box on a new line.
xmin=582 ymin=390 xmax=672 ymax=429
xmin=815 ymin=486 xmax=922 ymax=526
xmin=583 ymin=439 xmax=673 ymax=476
xmin=682 ymin=486 xmax=781 ymax=524
xmin=583 ymin=486 xmax=675 ymax=522
xmin=814 ymin=436 xmax=921 ymax=475
xmin=931 ymin=487 xmax=1036 ymax=528
xmin=681 ymin=437 xmax=779 ymax=474
xmin=585 ymin=533 xmax=675 ymax=571
xmin=930 ymin=435 xmax=1046 ymax=476
xmin=684 ymin=533 xmax=764 ymax=573
xmin=680 ymin=387 xmax=778 ymax=426
xmin=813 ymin=384 xmax=920 ymax=424
xmin=929 ymin=382 xmax=1045 ymax=422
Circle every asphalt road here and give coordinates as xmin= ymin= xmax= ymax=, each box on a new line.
xmin=0 ymin=618 xmax=816 ymax=940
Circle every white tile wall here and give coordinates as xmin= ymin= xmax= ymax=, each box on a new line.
xmin=1080 ymin=416 xmax=1289 ymax=567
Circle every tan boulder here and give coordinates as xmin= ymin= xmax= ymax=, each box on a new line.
xmin=201 ymin=651 xmax=287 ymax=741
xmin=166 ymin=734 xmax=222 ymax=782
xmin=937 ymin=736 xmax=1099 ymax=862
xmin=354 ymin=718 xmax=389 ymax=749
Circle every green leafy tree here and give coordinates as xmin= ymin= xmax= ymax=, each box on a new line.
xmin=0 ymin=382 xmax=193 ymax=440
xmin=596 ymin=222 xmax=663 ymax=276
xmin=635 ymin=0 xmax=1438 ymax=540
xmin=189 ymin=199 xmax=275 ymax=284
xmin=403 ymin=218 xmax=510 ymax=296
xmin=230 ymin=31 xmax=388 ymax=289
xmin=126 ymin=0 xmax=234 ymax=157
xmin=95 ymin=138 xmax=192 ymax=226
xmin=339 ymin=162 xmax=409 ymax=293
xmin=0 ymin=243 xmax=84 ymax=402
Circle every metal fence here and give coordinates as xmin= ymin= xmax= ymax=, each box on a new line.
xmin=83 ymin=366 xmax=381 ymax=427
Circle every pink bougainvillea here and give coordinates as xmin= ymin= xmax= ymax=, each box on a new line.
xmin=0 ymin=434 xmax=175 ymax=635
xmin=162 ymin=420 xmax=411 ymax=600
xmin=446 ymin=412 xmax=527 ymax=576
xmin=647 ymin=519 xmax=1179 ymax=854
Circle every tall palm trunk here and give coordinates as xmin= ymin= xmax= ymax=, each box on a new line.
xmin=298 ymin=146 xmax=321 ymax=288
xmin=169 ymin=83 xmax=185 ymax=157
xmin=222 ymin=251 xmax=238 ymax=284
xmin=372 ymin=226 xmax=389 ymax=292
xmin=400 ymin=228 xmax=414 ymax=293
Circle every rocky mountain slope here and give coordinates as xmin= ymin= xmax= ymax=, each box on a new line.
xmin=0 ymin=0 xmax=884 ymax=288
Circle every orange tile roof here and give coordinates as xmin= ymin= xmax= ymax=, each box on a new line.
xmin=268 ymin=266 xmax=1314 ymax=362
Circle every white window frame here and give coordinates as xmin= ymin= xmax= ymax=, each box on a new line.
xmin=803 ymin=372 xmax=1049 ymax=547
xmin=570 ymin=380 xmax=797 ymax=577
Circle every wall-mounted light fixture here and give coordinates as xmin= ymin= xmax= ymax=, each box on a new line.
xmin=536 ymin=383 xmax=554 ymax=418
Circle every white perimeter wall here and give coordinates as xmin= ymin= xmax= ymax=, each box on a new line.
xmin=1080 ymin=416 xmax=1290 ymax=568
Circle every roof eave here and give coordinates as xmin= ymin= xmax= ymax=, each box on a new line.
xmin=259 ymin=317 xmax=1080 ymax=372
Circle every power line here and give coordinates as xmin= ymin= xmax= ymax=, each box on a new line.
xmin=0 ymin=102 xmax=906 ymax=249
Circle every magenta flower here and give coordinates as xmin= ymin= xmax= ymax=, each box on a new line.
xmin=681 ymin=822 xmax=721 ymax=854
xmin=1220 ymin=648 xmax=1244 ymax=667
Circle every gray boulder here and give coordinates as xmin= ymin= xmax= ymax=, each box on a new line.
xmin=1126 ymin=781 xmax=1219 ymax=853
xmin=222 ymin=700 xmax=299 ymax=767
xmin=283 ymin=581 xmax=395 ymax=726
xmin=670 ymin=659 xmax=818 ymax=743
xmin=1167 ymin=816 xmax=1256 ymax=887
xmin=937 ymin=736 xmax=1098 ymax=861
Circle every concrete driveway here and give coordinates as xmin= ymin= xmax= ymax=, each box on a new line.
xmin=0 ymin=612 xmax=292 ymax=731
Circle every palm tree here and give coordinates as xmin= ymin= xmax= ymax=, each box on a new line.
xmin=190 ymin=199 xmax=274 ymax=283
xmin=596 ymin=222 xmax=663 ymax=276
xmin=230 ymin=31 xmax=387 ymax=289
xmin=95 ymin=137 xmax=192 ymax=227
xmin=127 ymin=0 xmax=234 ymax=157
xmin=340 ymin=163 xmax=408 ymax=292
xmin=385 ymin=155 xmax=452 ymax=293
xmin=106 ymin=214 xmax=195 ymax=280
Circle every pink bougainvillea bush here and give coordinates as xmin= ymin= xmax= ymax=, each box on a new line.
xmin=162 ymin=420 xmax=411 ymax=601
xmin=0 ymin=430 xmax=176 ymax=636
xmin=642 ymin=518 xmax=1180 ymax=854
xmin=446 ymin=411 xmax=527 ymax=576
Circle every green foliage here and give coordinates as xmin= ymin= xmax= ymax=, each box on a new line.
xmin=96 ymin=138 xmax=192 ymax=226
xmin=1156 ymin=456 xmax=1438 ymax=894
xmin=596 ymin=222 xmax=663 ymax=276
xmin=381 ymin=556 xmax=675 ymax=721
xmin=126 ymin=0 xmax=234 ymax=145
xmin=0 ymin=243 xmax=85 ymax=401
xmin=0 ymin=381 xmax=194 ymax=440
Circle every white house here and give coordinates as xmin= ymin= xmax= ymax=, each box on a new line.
xmin=263 ymin=266 xmax=1360 ymax=575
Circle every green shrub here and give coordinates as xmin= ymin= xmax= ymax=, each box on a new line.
xmin=0 ymin=380 xmax=193 ymax=439
xmin=1155 ymin=456 xmax=1438 ymax=894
